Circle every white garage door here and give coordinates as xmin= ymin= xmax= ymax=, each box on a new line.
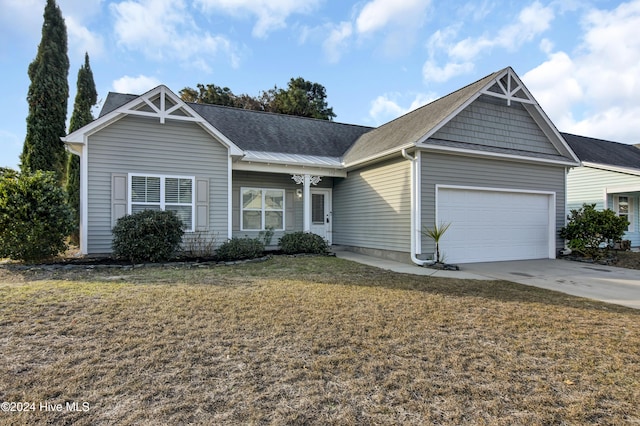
xmin=436 ymin=187 xmax=553 ymax=263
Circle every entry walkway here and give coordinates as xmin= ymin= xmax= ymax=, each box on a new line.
xmin=333 ymin=250 xmax=640 ymax=310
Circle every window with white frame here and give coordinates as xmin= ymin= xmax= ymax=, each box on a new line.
xmin=615 ymin=195 xmax=633 ymax=232
xmin=130 ymin=174 xmax=195 ymax=231
xmin=241 ymin=188 xmax=285 ymax=230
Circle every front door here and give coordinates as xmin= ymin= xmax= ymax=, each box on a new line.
xmin=309 ymin=189 xmax=332 ymax=244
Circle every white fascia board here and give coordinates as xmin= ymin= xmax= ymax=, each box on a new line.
xmin=417 ymin=143 xmax=581 ymax=167
xmin=582 ymin=161 xmax=640 ymax=177
xmin=61 ymin=110 xmax=125 ymax=144
xmin=342 ymin=142 xmax=416 ymax=170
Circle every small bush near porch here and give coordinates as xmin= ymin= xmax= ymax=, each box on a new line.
xmin=1 ymin=256 xmax=638 ymax=425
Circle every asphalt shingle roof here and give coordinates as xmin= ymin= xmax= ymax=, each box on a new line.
xmin=562 ymin=132 xmax=640 ymax=170
xmin=99 ymin=92 xmax=373 ymax=158
xmin=341 ymin=68 xmax=505 ymax=164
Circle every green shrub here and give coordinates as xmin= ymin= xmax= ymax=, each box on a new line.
xmin=279 ymin=232 xmax=329 ymax=255
xmin=215 ymin=237 xmax=265 ymax=261
xmin=112 ymin=210 xmax=184 ymax=263
xmin=0 ymin=171 xmax=74 ymax=262
xmin=559 ymin=203 xmax=629 ymax=258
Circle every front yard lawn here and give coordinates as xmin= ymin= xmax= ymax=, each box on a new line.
xmin=1 ymin=256 xmax=638 ymax=425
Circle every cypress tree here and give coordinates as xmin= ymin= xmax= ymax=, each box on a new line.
xmin=66 ymin=53 xmax=97 ymax=244
xmin=20 ymin=0 xmax=69 ymax=181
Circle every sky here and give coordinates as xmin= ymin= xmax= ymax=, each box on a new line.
xmin=1 ymin=0 xmax=640 ymax=170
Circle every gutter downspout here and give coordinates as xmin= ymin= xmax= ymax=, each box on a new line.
xmin=401 ymin=149 xmax=434 ymax=266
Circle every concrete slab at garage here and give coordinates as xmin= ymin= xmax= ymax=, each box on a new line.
xmin=461 ymin=259 xmax=640 ymax=310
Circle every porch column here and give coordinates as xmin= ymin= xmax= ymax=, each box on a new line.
xmin=303 ymin=174 xmax=311 ymax=232
xmin=292 ymin=174 xmax=322 ymax=233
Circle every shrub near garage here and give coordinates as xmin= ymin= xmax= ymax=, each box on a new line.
xmin=560 ymin=203 xmax=629 ymax=259
xmin=112 ymin=210 xmax=184 ymax=263
xmin=0 ymin=170 xmax=74 ymax=262
xmin=279 ymin=231 xmax=329 ymax=255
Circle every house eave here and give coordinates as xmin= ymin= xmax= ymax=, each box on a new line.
xmin=343 ymin=143 xmax=416 ymax=170
xmin=581 ymin=161 xmax=640 ymax=177
xmin=233 ymin=153 xmax=347 ymax=177
xmin=417 ymin=143 xmax=581 ymax=167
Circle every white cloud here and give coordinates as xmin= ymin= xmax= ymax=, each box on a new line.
xmin=421 ymin=2 xmax=555 ymax=84
xmin=0 ymin=0 xmax=104 ymax=57
xmin=422 ymin=60 xmax=474 ymax=83
xmin=449 ymin=1 xmax=554 ymax=61
xmin=368 ymin=92 xmax=435 ymax=125
xmin=195 ymin=0 xmax=321 ymax=38
xmin=111 ymin=0 xmax=238 ymax=72
xmin=323 ymin=22 xmax=353 ymax=63
xmin=524 ymin=0 xmax=640 ymax=143
xmin=522 ymin=51 xmax=582 ymax=130
xmin=112 ymin=75 xmax=161 ymax=94
xmin=355 ymin=0 xmax=430 ymax=34
xmin=65 ymin=15 xmax=104 ymax=60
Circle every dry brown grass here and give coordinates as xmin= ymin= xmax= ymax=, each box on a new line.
xmin=1 ymin=256 xmax=639 ymax=425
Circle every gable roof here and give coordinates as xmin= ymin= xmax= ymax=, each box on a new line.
xmin=562 ymin=132 xmax=640 ymax=171
xmin=66 ymin=85 xmax=244 ymax=156
xmin=342 ymin=67 xmax=579 ymax=166
xmin=343 ymin=69 xmax=505 ymax=164
xmin=100 ymin=92 xmax=373 ymax=158
xmin=91 ymin=68 xmax=580 ymax=169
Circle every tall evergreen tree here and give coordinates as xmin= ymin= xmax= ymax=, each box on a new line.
xmin=20 ymin=0 xmax=69 ymax=181
xmin=66 ymin=53 xmax=97 ymax=244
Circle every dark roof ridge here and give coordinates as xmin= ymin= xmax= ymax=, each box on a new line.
xmin=186 ymin=100 xmax=373 ymax=130
xmin=562 ymin=131 xmax=640 ymax=170
xmin=561 ymin=131 xmax=638 ymax=147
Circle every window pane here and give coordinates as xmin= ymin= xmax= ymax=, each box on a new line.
xmin=166 ymin=178 xmax=179 ymax=203
xmin=131 ymin=176 xmax=147 ymax=202
xmin=179 ymin=179 xmax=192 ymax=203
xmin=147 ymin=177 xmax=160 ymax=203
xmin=243 ymin=211 xmax=262 ymax=230
xmin=312 ymin=194 xmax=324 ymax=224
xmin=265 ymin=211 xmax=283 ymax=229
xmin=265 ymin=190 xmax=284 ymax=209
xmin=243 ymin=189 xmax=262 ymax=209
xmin=131 ymin=176 xmax=160 ymax=203
xmin=167 ymin=205 xmax=192 ymax=229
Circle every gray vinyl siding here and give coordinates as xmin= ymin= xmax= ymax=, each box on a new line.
xmin=420 ymin=152 xmax=567 ymax=255
xmin=231 ymin=171 xmax=332 ymax=243
xmin=433 ymin=95 xmax=559 ymax=155
xmin=333 ymin=158 xmax=411 ymax=252
xmin=567 ymin=166 xmax=640 ymax=246
xmin=87 ymin=115 xmax=229 ymax=254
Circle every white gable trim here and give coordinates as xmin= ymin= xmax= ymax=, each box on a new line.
xmin=417 ymin=68 xmax=580 ymax=164
xmin=62 ymin=85 xmax=244 ymax=157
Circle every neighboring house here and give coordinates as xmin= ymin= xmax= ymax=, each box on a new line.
xmin=564 ymin=133 xmax=640 ymax=248
xmin=62 ymin=67 xmax=580 ymax=264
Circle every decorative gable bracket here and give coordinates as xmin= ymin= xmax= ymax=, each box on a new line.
xmin=116 ymin=85 xmax=200 ymax=124
xmin=482 ymin=68 xmax=535 ymax=106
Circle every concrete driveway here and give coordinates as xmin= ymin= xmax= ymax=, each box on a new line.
xmin=461 ymin=259 xmax=640 ymax=310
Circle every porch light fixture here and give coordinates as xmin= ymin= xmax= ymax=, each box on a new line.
xmin=296 ymin=188 xmax=303 ymax=198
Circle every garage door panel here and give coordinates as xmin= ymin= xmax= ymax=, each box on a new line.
xmin=436 ymin=188 xmax=552 ymax=263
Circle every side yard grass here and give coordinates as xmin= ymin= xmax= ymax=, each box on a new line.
xmin=0 ymin=256 xmax=638 ymax=425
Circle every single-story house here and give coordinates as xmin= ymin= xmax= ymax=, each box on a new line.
xmin=564 ymin=133 xmax=640 ymax=248
xmin=62 ymin=67 xmax=580 ymax=264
